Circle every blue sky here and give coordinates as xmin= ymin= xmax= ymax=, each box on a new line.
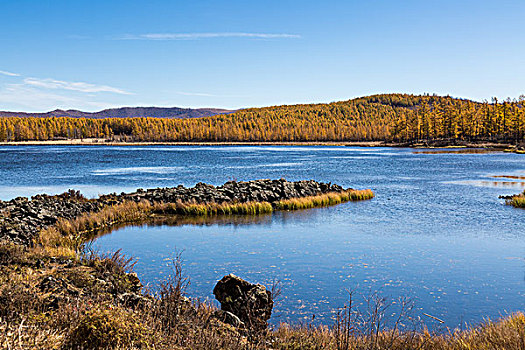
xmin=0 ymin=0 xmax=524 ymax=112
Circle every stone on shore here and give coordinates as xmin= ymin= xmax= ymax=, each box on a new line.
xmin=213 ymin=274 xmax=273 ymax=332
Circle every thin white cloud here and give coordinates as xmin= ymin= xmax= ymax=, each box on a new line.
xmin=24 ymin=77 xmax=133 ymax=95
xmin=176 ymin=91 xmax=217 ymax=97
xmin=118 ymin=32 xmax=301 ymax=40
xmin=0 ymin=70 xmax=20 ymax=77
xmin=0 ymin=83 xmax=116 ymax=111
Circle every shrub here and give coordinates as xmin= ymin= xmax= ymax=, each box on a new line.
xmin=507 ymin=192 xmax=525 ymax=208
xmin=63 ymin=306 xmax=150 ymax=349
xmin=0 ymin=241 xmax=27 ymax=266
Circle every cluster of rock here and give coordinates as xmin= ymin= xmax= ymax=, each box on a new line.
xmin=213 ymin=274 xmax=274 ymax=332
xmin=0 ymin=190 xmax=103 ymax=246
xmin=0 ymin=179 xmax=346 ymax=246
xmin=105 ymin=178 xmax=344 ymax=205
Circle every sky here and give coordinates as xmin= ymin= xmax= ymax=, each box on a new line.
xmin=0 ymin=0 xmax=524 ymax=112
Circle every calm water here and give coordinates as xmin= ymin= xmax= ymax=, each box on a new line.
xmin=1 ymin=145 xmax=524 ymax=328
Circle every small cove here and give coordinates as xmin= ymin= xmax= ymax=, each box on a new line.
xmin=1 ymin=145 xmax=524 ymax=328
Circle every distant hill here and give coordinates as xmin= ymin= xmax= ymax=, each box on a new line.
xmin=0 ymin=107 xmax=233 ymax=119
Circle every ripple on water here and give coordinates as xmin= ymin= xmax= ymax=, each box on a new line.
xmin=92 ymin=166 xmax=188 ymax=176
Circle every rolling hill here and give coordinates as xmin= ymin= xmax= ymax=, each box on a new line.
xmin=0 ymin=107 xmax=233 ymax=119
xmin=0 ymin=94 xmax=523 ymax=144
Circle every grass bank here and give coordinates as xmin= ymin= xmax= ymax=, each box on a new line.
xmin=276 ymin=189 xmax=374 ymax=210
xmin=39 ymin=189 xmax=372 ymax=251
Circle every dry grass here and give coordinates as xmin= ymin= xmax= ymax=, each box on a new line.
xmin=163 ymin=200 xmax=274 ymax=216
xmin=0 ymin=317 xmax=64 ymax=350
xmin=61 ymin=305 xmax=152 ymax=350
xmin=507 ymin=191 xmax=525 ymax=208
xmin=276 ymin=189 xmax=374 ymax=210
xmin=0 ymin=241 xmax=27 ymax=266
xmin=273 ymin=312 xmax=525 ymax=349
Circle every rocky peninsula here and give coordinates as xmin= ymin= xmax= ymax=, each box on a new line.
xmin=0 ymin=178 xmax=362 ymax=246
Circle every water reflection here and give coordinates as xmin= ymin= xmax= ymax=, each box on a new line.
xmin=93 ymin=203 xmax=525 ymax=328
xmin=454 ymin=180 xmax=525 ymax=188
xmin=90 ymin=213 xmax=275 ymax=240
xmin=413 ymin=148 xmax=500 ymax=154
xmin=447 ymin=173 xmax=525 ymax=189
xmin=90 ymin=209 xmax=324 ymax=241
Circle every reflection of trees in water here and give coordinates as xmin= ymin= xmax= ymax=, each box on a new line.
xmin=492 ymin=175 xmax=525 ymax=180
xmin=479 ymin=181 xmax=525 ymax=188
xmin=413 ymin=149 xmax=499 ymax=154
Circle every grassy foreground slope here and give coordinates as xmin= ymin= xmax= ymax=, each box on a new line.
xmin=1 ymin=94 xmax=525 ymax=144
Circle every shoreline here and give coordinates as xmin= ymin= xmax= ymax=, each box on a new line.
xmin=0 ymin=139 xmax=382 ymax=146
xmin=0 ymin=138 xmax=521 ymax=150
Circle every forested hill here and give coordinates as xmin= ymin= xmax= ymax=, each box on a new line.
xmin=1 ymin=94 xmax=524 ymax=144
xmin=0 ymin=106 xmax=233 ymax=119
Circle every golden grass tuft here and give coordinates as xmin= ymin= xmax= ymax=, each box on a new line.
xmin=507 ymin=191 xmax=525 ymax=208
xmin=276 ymin=189 xmax=374 ymax=211
xmin=165 ymin=200 xmax=274 ymax=216
xmin=62 ymin=305 xmax=151 ymax=349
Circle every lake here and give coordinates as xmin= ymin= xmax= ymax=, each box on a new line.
xmin=1 ymin=145 xmax=524 ymax=328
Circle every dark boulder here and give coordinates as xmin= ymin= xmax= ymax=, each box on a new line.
xmin=213 ymin=274 xmax=273 ymax=332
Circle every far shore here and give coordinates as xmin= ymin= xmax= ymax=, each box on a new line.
xmin=0 ymin=139 xmax=382 ymax=146
xmin=0 ymin=138 xmax=522 ymax=151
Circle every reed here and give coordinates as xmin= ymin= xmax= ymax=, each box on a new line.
xmin=506 ymin=191 xmax=525 ymax=208
xmin=164 ymin=200 xmax=274 ymax=216
xmin=276 ymin=189 xmax=374 ymax=211
xmin=273 ymin=312 xmax=525 ymax=349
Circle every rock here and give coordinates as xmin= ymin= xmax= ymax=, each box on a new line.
xmin=117 ymin=292 xmax=149 ymax=308
xmin=126 ymin=272 xmax=142 ymax=293
xmin=213 ymin=309 xmax=245 ymax=328
xmin=213 ymin=274 xmax=273 ymax=332
xmin=38 ymin=275 xmax=68 ymax=293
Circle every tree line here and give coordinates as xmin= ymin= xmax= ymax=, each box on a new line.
xmin=1 ymin=94 xmax=524 ymax=143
